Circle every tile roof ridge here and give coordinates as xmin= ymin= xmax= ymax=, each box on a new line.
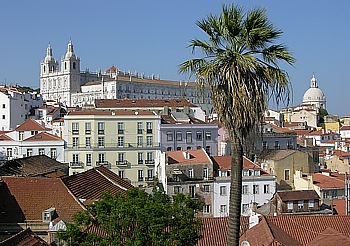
xmin=60 ymin=178 xmax=88 ymax=211
xmin=95 ymin=168 xmax=128 ymax=191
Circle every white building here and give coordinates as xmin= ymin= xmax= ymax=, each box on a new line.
xmin=302 ymin=75 xmax=326 ymax=110
xmin=39 ymin=42 xmax=213 ymax=114
xmin=0 ymin=119 xmax=65 ymax=163
xmin=211 ymin=156 xmax=276 ymax=217
xmin=0 ymin=87 xmax=43 ymax=131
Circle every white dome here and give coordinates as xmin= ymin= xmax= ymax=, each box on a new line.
xmin=303 ymin=87 xmax=326 ymax=102
xmin=302 ymin=75 xmax=326 ymax=109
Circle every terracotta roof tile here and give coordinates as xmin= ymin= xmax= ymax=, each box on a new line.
xmin=340 ymin=126 xmax=350 ymax=131
xmin=211 ymin=156 xmax=267 ymax=174
xmin=0 ymin=134 xmax=14 ymax=141
xmin=0 ymin=176 xmax=85 ymax=223
xmin=15 ymin=119 xmax=50 ymax=131
xmin=306 ymin=172 xmax=345 ymax=189
xmin=277 ymin=190 xmax=320 ymax=201
xmin=23 ymin=132 xmax=63 ymax=141
xmin=167 ymin=149 xmax=211 ymax=165
xmin=0 ymin=228 xmax=49 ymax=245
xmin=68 ymin=109 xmax=156 ymax=116
xmin=95 ymin=98 xmax=197 ymax=109
xmin=0 ymin=155 xmax=68 ymax=177
xmin=62 ymin=166 xmax=133 ymax=204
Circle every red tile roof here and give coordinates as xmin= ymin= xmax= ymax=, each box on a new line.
xmin=240 ymin=215 xmax=350 ymax=246
xmin=305 ymin=172 xmax=345 ymax=189
xmin=332 ymin=150 xmax=350 ymax=157
xmin=0 ymin=228 xmax=49 ymax=246
xmin=167 ymin=149 xmax=211 ymax=165
xmin=68 ymin=109 xmax=156 ymax=116
xmin=62 ymin=166 xmax=133 ymax=205
xmin=340 ymin=126 xmax=350 ymax=131
xmin=95 ymin=98 xmax=197 ymax=109
xmin=0 ymin=134 xmax=14 ymax=141
xmin=24 ymin=132 xmax=63 ymax=141
xmin=15 ymin=119 xmax=50 ymax=131
xmin=277 ymin=190 xmax=320 ymax=201
xmin=0 ymin=176 xmax=85 ymax=223
xmin=211 ymin=156 xmax=266 ymax=173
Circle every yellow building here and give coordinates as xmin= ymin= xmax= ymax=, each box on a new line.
xmin=64 ymin=109 xmax=161 ymax=187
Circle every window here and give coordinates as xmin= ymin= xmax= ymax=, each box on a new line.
xmin=98 ymin=153 xmax=105 ymax=165
xmin=27 ymin=149 xmax=33 ymax=157
xmin=203 ymin=167 xmax=208 ymax=179
xmin=220 ymin=205 xmax=227 ymax=214
xmin=39 ymin=148 xmax=45 ymax=155
xmin=98 ymin=122 xmax=104 ymax=134
xmin=6 ymin=148 xmax=12 ymax=158
xmin=167 ymin=147 xmax=172 ymax=151
xmin=118 ymin=152 xmax=125 ymax=164
xmin=98 ymin=136 xmax=105 ymax=148
xmin=242 ymin=204 xmax=249 ymax=214
xmin=203 ymin=204 xmax=210 ymax=214
xmin=147 ymin=169 xmax=153 ymax=180
xmin=72 ymin=154 xmax=79 ymax=164
xmin=254 ymin=170 xmax=260 ymax=176
xmin=138 ymin=152 xmax=144 ymax=164
xmin=263 ymin=141 xmax=268 ymax=149
xmin=31 ymin=130 xmax=38 ymax=135
xmin=242 ymin=185 xmax=248 ymax=195
xmin=85 ymin=122 xmax=91 ymax=134
xmin=205 ymin=131 xmax=212 ymax=140
xmin=137 ymin=122 xmax=143 ymax=134
xmin=308 ymin=199 xmax=314 ymax=208
xmin=187 ymin=146 xmax=191 ymax=150
xmin=220 ymin=186 xmax=227 ymax=196
xmin=146 ymin=152 xmax=153 ymax=164
xmin=332 ymin=190 xmax=337 ymax=198
xmin=2 ymin=115 xmax=5 ymax=120
xmin=118 ymin=122 xmax=124 ymax=134
xmin=189 ymin=185 xmax=196 ymax=198
xmin=138 ymin=170 xmax=144 ymax=181
xmin=72 ymin=122 xmax=79 ymax=134
xmin=86 ymin=137 xmax=91 ymax=148
xmin=186 ymin=131 xmax=192 ymax=143
xmin=298 ymin=200 xmax=304 ymax=209
xmin=50 ymin=148 xmax=57 ymax=159
xmin=146 ymin=122 xmax=152 ymax=134
xmin=118 ymin=170 xmax=125 ymax=179
xmin=176 ymin=147 xmax=182 ymax=151
xmin=147 ymin=136 xmax=153 ymax=147
xmin=263 ymin=184 xmax=270 ymax=194
xmin=166 ymin=131 xmax=173 ymax=141
xmin=203 ymin=185 xmax=210 ymax=193
xmin=2 ymin=104 xmax=5 ymax=108
xmin=118 ymin=136 xmax=124 ymax=147
xmin=274 ymin=141 xmax=280 ymax=150
xmin=205 ymin=146 xmax=211 ymax=154
xmin=137 ymin=136 xmax=143 ymax=147
xmin=174 ymin=186 xmax=181 ymax=194
xmin=72 ymin=137 xmax=79 ymax=148
xmin=323 ymin=191 xmax=329 ymax=199
xmin=176 ymin=131 xmax=182 ymax=141
xmin=284 ymin=169 xmax=290 ymax=180
xmin=196 ymin=131 xmax=202 ymax=141
xmin=287 ymin=201 xmax=293 ymax=210
xmin=19 ymin=131 xmax=24 ymax=141
xmin=253 ymin=185 xmax=259 ymax=194
xmin=188 ymin=168 xmax=193 ymax=178
xmin=86 ymin=153 xmax=92 ymax=166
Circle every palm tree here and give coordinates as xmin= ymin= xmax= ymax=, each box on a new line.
xmin=179 ymin=4 xmax=295 ymax=245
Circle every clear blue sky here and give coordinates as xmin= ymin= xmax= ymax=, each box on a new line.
xmin=0 ymin=1 xmax=349 ymax=116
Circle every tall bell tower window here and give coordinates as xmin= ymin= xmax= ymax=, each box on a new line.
xmin=65 ymin=62 xmax=67 ymax=70
xmin=73 ymin=62 xmax=76 ymax=70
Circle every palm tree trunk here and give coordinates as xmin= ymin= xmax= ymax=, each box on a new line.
xmin=227 ymin=136 xmax=243 ymax=246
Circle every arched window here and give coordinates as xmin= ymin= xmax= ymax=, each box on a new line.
xmin=43 ymin=66 xmax=46 ymax=73
xmin=73 ymin=62 xmax=76 ymax=70
xmin=64 ymin=62 xmax=67 ymax=70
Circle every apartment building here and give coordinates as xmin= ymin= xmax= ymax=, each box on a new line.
xmin=64 ymin=109 xmax=161 ymax=187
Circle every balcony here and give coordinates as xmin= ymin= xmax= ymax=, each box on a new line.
xmin=66 ymin=142 xmax=161 ymax=149
xmin=145 ymin=160 xmax=155 ymax=166
xmin=70 ymin=161 xmax=84 ymax=168
xmin=96 ymin=161 xmax=111 ymax=169
xmin=145 ymin=177 xmax=154 ymax=182
xmin=116 ymin=160 xmax=129 ymax=166
xmin=146 ymin=129 xmax=152 ymax=134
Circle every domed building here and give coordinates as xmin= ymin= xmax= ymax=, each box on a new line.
xmin=302 ymin=75 xmax=326 ymax=109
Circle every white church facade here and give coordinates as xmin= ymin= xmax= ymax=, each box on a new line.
xmin=40 ymin=41 xmax=213 ymax=114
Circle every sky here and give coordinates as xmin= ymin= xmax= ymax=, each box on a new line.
xmin=0 ymin=1 xmax=349 ymax=116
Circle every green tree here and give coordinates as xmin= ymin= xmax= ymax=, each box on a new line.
xmin=179 ymin=4 xmax=295 ymax=245
xmin=58 ymin=188 xmax=203 ymax=246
